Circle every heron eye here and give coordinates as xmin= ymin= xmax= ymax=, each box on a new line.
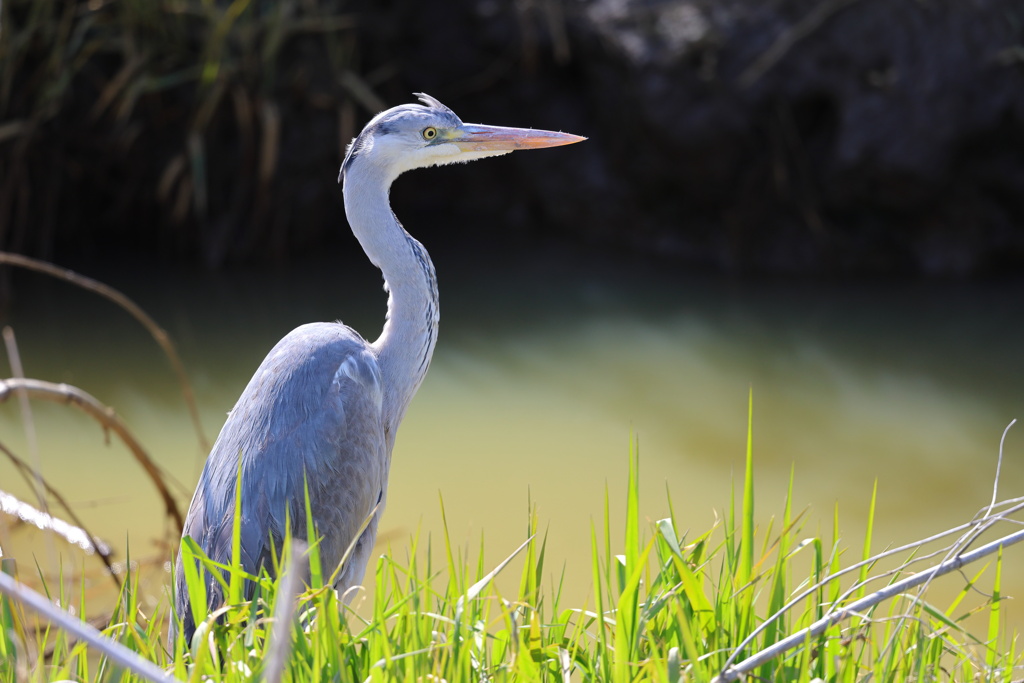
xmin=422 ymin=127 xmax=438 ymax=140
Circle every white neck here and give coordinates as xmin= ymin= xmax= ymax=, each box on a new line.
xmin=343 ymin=160 xmax=439 ymax=437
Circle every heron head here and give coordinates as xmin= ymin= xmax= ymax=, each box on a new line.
xmin=340 ymin=93 xmax=585 ymax=184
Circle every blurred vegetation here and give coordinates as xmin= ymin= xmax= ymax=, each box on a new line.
xmin=3 ymin=0 xmax=1018 ymax=274
xmin=0 ymin=0 xmax=373 ymax=266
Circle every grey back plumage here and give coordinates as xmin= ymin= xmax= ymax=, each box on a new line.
xmin=174 ymin=323 xmax=385 ymax=640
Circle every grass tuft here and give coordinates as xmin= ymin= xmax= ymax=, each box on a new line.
xmin=1 ymin=433 xmax=1022 ymax=682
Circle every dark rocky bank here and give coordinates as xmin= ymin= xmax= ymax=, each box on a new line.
xmin=1 ymin=0 xmax=1022 ymax=275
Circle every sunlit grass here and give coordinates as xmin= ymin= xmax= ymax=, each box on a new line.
xmin=1 ymin=415 xmax=1021 ymax=682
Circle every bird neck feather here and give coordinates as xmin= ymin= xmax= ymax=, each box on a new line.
xmin=343 ymin=160 xmax=440 ymax=431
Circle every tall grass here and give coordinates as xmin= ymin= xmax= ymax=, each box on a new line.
xmin=0 ymin=0 xmax=359 ymax=263
xmin=1 ymin=421 xmax=1021 ymax=681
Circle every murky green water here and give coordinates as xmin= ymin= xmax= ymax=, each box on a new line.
xmin=1 ymin=242 xmax=1023 ymax=631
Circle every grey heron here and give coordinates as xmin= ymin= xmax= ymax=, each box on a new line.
xmin=173 ymin=93 xmax=583 ymax=643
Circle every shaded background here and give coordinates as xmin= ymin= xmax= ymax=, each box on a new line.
xmin=2 ymin=0 xmax=1024 ymax=636
xmin=2 ymin=0 xmax=1023 ymax=274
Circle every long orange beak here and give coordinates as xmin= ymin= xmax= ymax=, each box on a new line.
xmin=450 ymin=124 xmax=586 ymax=152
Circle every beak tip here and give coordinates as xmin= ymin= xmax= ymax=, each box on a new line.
xmin=527 ymin=131 xmax=588 ymax=150
xmin=454 ymin=124 xmax=587 ymax=152
xmin=547 ymin=132 xmax=587 ymax=148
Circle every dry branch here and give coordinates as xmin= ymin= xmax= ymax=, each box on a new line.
xmin=739 ymin=0 xmax=862 ymax=88
xmin=713 ymin=526 xmax=1024 ymax=682
xmin=716 ymin=421 xmax=1024 ymax=682
xmin=0 ymin=377 xmax=184 ymax=533
xmin=720 ymin=497 xmax=1024 ymax=676
xmin=262 ymin=540 xmax=307 ymax=683
xmin=0 ymin=251 xmax=210 ymax=452
xmin=0 ymin=440 xmax=119 ymax=587
xmin=0 ymin=569 xmax=182 ymax=683
xmin=0 ymin=488 xmax=110 ymax=557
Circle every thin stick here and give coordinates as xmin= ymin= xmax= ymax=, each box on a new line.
xmin=738 ymin=0 xmax=861 ymax=88
xmin=714 ymin=527 xmax=1024 ymax=682
xmin=0 ymin=251 xmax=210 ymax=452
xmin=0 ymin=569 xmax=182 ymax=683
xmin=2 ymin=327 xmax=44 ymax=511
xmin=1 ymin=325 xmax=64 ymax=588
xmin=262 ymin=540 xmax=306 ymax=683
xmin=338 ymin=70 xmax=387 ymax=113
xmin=0 ymin=488 xmax=110 ymax=556
xmin=719 ymin=498 xmax=1024 ymax=672
xmin=0 ymin=440 xmax=119 ymax=586
xmin=989 ymin=419 xmax=1016 ymax=516
xmin=0 ymin=377 xmax=184 ymax=533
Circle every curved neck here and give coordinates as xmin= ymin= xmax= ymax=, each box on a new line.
xmin=343 ymin=162 xmax=439 ymax=433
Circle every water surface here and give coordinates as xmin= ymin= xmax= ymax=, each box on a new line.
xmin=1 ymin=242 xmax=1022 ymax=631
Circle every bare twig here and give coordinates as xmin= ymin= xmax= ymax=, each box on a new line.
xmin=720 ymin=497 xmax=1024 ymax=673
xmin=989 ymin=419 xmax=1016 ymax=516
xmin=864 ymin=423 xmax=1020 ymax=670
xmin=718 ymin=420 xmax=1023 ymax=681
xmin=338 ymin=70 xmax=386 ymax=113
xmin=739 ymin=0 xmax=862 ymax=88
xmin=877 ymin=421 xmax=1021 ymax=665
xmin=262 ymin=540 xmax=306 ymax=683
xmin=0 ymin=488 xmax=111 ymax=557
xmin=714 ymin=526 xmax=1024 ymax=683
xmin=0 ymin=569 xmax=182 ymax=683
xmin=0 ymin=439 xmax=119 ymax=586
xmin=1 ymin=324 xmax=65 ymax=585
xmin=2 ymin=327 xmax=44 ymax=511
xmin=0 ymin=377 xmax=184 ymax=533
xmin=0 ymin=251 xmax=210 ymax=452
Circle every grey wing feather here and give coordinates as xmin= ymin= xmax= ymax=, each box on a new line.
xmin=174 ymin=322 xmax=386 ymax=640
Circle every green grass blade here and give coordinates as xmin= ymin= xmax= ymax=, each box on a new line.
xmin=590 ymin=520 xmax=610 ymax=681
xmin=739 ymin=386 xmax=754 ymax=587
xmin=304 ymin=474 xmax=323 ymax=589
xmin=614 ymin=538 xmax=655 ymax=681
xmin=228 ymin=450 xmax=245 ymax=607
xmin=857 ymin=479 xmax=877 ymax=600
xmin=456 ymin=535 xmax=534 ymax=621
xmin=625 ymin=432 xmax=640 ymax=582
xmin=987 ymin=546 xmax=1003 ymax=671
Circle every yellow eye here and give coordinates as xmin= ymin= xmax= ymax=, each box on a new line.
xmin=422 ymin=127 xmax=437 ymax=140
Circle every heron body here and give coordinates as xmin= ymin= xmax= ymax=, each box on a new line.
xmin=173 ymin=94 xmax=583 ymax=643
